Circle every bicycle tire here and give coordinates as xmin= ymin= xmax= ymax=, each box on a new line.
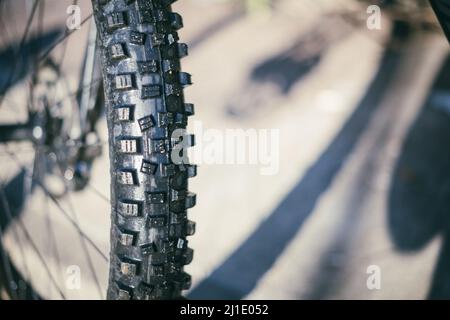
xmin=92 ymin=0 xmax=196 ymax=300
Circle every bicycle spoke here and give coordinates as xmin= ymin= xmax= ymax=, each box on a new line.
xmin=50 ymin=0 xmax=78 ymax=86
xmin=37 ymin=0 xmax=44 ymax=34
xmin=52 ymin=151 xmax=104 ymax=299
xmin=6 ymin=151 xmax=108 ymax=262
xmin=0 ymin=223 xmax=18 ymax=299
xmin=37 ymin=13 xmax=93 ymax=68
xmin=13 ymin=216 xmax=65 ymax=299
xmin=43 ymin=193 xmax=65 ymax=299
xmin=0 ymin=180 xmax=34 ymax=299
xmin=66 ymin=193 xmax=104 ymax=299
xmin=0 ymin=3 xmax=12 ymax=47
xmin=36 ymin=4 xmax=94 ymax=140
xmin=87 ymin=182 xmax=110 ymax=203
xmin=38 ymin=182 xmax=109 ymax=262
xmin=29 ymin=0 xmax=45 ymax=113
xmin=0 ymin=0 xmax=39 ymax=102
xmin=0 ymin=1 xmax=107 ymax=300
xmin=35 ymin=145 xmax=66 ymax=299
xmin=0 ymin=186 xmax=63 ymax=299
xmin=54 ymin=77 xmax=102 ymax=107
xmin=56 ymin=0 xmax=78 ymax=69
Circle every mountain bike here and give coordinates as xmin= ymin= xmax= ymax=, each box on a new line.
xmin=0 ymin=0 xmax=449 ymax=301
xmin=0 ymin=0 xmax=195 ymax=300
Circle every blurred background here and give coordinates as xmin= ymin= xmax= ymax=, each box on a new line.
xmin=0 ymin=0 xmax=450 ymax=300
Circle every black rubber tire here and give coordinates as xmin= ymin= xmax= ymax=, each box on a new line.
xmin=91 ymin=0 xmax=196 ymax=300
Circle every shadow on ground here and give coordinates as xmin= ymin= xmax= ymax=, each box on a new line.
xmin=0 ymin=29 xmax=61 ymax=94
xmin=388 ymin=54 xmax=450 ymax=300
xmin=225 ymin=18 xmax=350 ymax=118
xmin=0 ymin=169 xmax=39 ymax=300
xmin=0 ymin=28 xmax=62 ymax=299
xmin=189 ymin=23 xmax=408 ymax=300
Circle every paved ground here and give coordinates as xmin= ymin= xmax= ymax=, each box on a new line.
xmin=1 ymin=0 xmax=450 ymax=300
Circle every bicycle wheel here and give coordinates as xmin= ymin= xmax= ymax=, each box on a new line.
xmin=92 ymin=0 xmax=196 ymax=300
xmin=0 ymin=0 xmax=195 ymax=300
